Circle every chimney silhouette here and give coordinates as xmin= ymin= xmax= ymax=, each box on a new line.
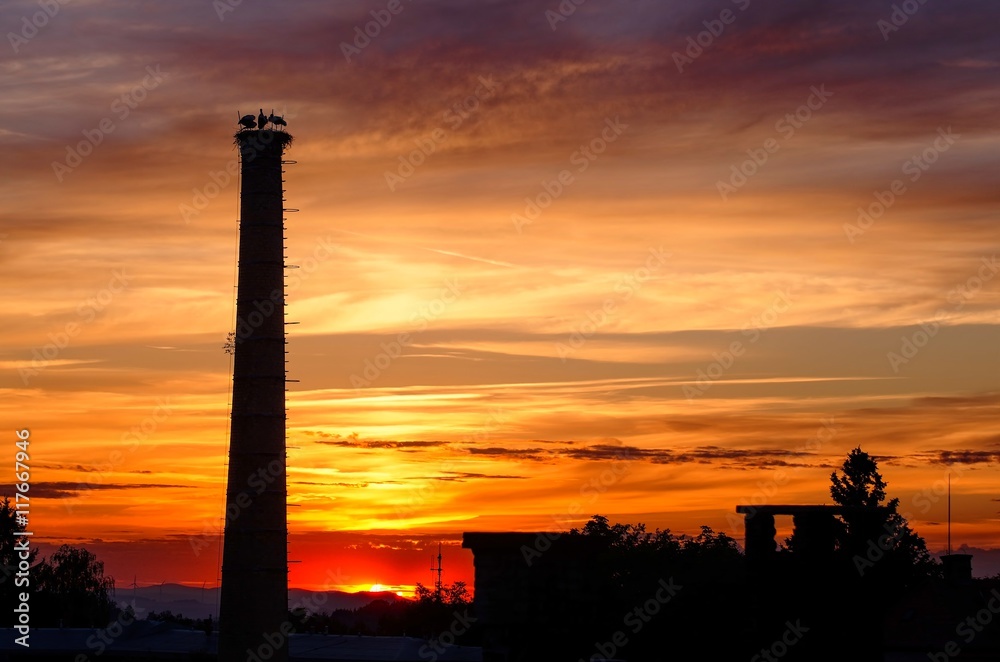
xmin=218 ymin=125 xmax=294 ymax=662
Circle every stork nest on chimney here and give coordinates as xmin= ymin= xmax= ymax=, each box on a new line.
xmin=233 ymin=129 xmax=294 ymax=149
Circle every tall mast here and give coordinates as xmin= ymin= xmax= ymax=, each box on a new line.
xmin=947 ymin=473 xmax=951 ymax=556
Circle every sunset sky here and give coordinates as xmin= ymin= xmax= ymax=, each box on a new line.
xmin=3 ymin=0 xmax=1000 ymax=597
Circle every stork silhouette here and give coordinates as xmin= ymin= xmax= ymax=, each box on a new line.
xmin=268 ymin=109 xmax=288 ymax=130
xmin=237 ymin=112 xmax=256 ymax=130
xmin=257 ymin=108 xmax=268 ymax=130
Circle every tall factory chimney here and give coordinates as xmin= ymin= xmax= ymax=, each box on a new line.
xmin=218 ymin=119 xmax=293 ymax=662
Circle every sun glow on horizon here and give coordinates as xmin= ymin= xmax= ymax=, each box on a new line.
xmin=347 ymin=583 xmax=411 ymax=598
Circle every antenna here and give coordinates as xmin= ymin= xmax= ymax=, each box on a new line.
xmin=947 ymin=473 xmax=952 ymax=556
xmin=430 ymin=543 xmax=443 ymax=601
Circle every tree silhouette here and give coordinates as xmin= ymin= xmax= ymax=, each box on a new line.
xmin=831 ymin=446 xmax=887 ymax=508
xmin=829 ymin=447 xmax=937 ymax=587
xmin=405 ymin=581 xmax=475 ymax=642
xmin=414 ymin=580 xmax=470 ymax=605
xmin=569 ymin=515 xmax=741 ymax=565
xmin=34 ymin=545 xmax=116 ymax=627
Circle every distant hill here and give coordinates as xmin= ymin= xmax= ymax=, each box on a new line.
xmin=117 ymin=583 xmax=408 ymax=621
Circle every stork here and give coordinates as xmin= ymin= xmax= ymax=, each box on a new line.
xmin=237 ymin=112 xmax=256 ymax=130
xmin=258 ymin=108 xmax=268 ymax=130
xmin=269 ymin=108 xmax=287 ymax=129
